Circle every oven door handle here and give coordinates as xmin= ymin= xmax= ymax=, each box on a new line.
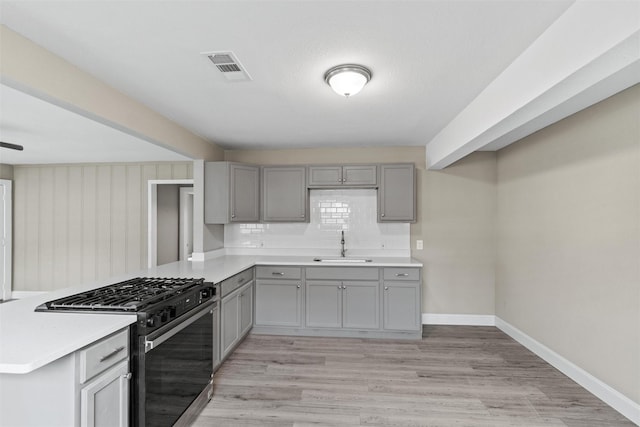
xmin=144 ymin=301 xmax=215 ymax=353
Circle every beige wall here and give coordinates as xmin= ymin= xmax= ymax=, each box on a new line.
xmin=226 ymin=146 xmax=497 ymax=315
xmin=0 ymin=25 xmax=223 ymax=161
xmin=12 ymin=162 xmax=192 ymax=291
xmin=496 ymin=84 xmax=640 ymax=403
xmin=0 ymin=164 xmax=14 ymax=180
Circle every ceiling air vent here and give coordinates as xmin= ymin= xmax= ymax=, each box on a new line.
xmin=202 ymin=51 xmax=252 ymax=82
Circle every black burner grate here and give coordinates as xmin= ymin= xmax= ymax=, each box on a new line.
xmin=37 ymin=277 xmax=204 ymax=312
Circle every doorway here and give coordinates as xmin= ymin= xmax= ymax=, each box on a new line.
xmin=148 ymin=179 xmax=194 ymax=268
xmin=0 ymin=179 xmax=12 ymax=301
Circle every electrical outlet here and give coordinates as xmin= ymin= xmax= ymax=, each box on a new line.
xmin=416 ymin=240 xmax=423 ymax=250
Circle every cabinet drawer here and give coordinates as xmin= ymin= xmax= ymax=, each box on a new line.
xmin=79 ymin=329 xmax=129 ymax=383
xmin=306 ymin=267 xmax=379 ymax=281
xmin=256 ymin=266 xmax=302 ymax=280
xmin=221 ymin=268 xmax=254 ymax=297
xmin=383 ymin=268 xmax=420 ymax=281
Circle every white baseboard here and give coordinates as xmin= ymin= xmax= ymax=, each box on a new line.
xmin=422 ymin=313 xmax=496 ymax=326
xmin=495 ymin=317 xmax=640 ymax=426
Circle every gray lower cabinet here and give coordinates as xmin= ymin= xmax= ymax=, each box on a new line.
xmin=80 ymin=360 xmax=130 ymax=427
xmin=254 ymin=279 xmax=303 ymax=327
xmin=212 ymin=303 xmax=221 ymax=372
xmin=306 ymin=280 xmax=379 ymax=330
xmin=205 ymin=162 xmax=260 ymax=224
xmin=378 ymin=163 xmax=416 ymax=222
xmin=221 ymin=281 xmax=254 ymax=360
xmin=308 ymin=165 xmax=377 ymax=187
xmin=0 ymin=328 xmax=131 ymax=427
xmin=382 ymin=267 xmax=421 ymax=332
xmin=262 ymin=166 xmax=308 ymax=222
xmin=252 ymin=265 xmax=421 ymax=339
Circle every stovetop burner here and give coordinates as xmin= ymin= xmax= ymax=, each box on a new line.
xmin=36 ymin=277 xmax=206 ymax=312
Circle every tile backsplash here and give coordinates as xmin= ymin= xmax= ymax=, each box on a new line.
xmin=224 ymin=189 xmax=410 ymax=256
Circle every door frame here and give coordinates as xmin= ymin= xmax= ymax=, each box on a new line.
xmin=0 ymin=179 xmax=12 ymax=301
xmin=147 ymin=179 xmax=193 ymax=268
xmin=179 ymin=186 xmax=194 ymax=261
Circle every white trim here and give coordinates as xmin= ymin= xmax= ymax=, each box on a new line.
xmin=496 ymin=317 xmax=640 ymax=425
xmin=179 ymin=187 xmax=194 ymax=261
xmin=0 ymin=179 xmax=12 ymax=301
xmin=422 ymin=313 xmax=496 ymax=326
xmin=147 ymin=179 xmax=194 ymax=268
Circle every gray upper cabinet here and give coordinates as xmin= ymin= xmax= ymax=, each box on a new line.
xmin=262 ymin=166 xmax=308 ymax=222
xmin=378 ymin=163 xmax=416 ymax=222
xmin=205 ymin=162 xmax=260 ymax=224
xmin=308 ymin=165 xmax=377 ymax=187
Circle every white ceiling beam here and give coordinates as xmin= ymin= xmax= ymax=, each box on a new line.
xmin=425 ymin=0 xmax=640 ymax=170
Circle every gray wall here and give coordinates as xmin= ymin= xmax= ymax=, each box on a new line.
xmin=156 ymin=184 xmax=180 ymax=266
xmin=496 ymin=84 xmax=640 ymax=403
xmin=12 ymin=162 xmax=192 ymax=291
xmin=0 ymin=164 xmax=14 ymax=180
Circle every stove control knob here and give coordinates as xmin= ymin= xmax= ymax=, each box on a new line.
xmin=146 ymin=316 xmax=156 ymax=328
xmin=200 ymin=288 xmax=212 ymax=299
xmin=160 ymin=310 xmax=169 ymax=323
xmin=168 ymin=306 xmax=177 ymax=318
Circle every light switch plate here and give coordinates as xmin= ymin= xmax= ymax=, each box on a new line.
xmin=416 ymin=240 xmax=423 ymax=250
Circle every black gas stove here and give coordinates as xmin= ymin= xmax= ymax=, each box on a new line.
xmin=37 ymin=276 xmax=219 ymax=426
xmin=36 ymin=277 xmax=217 ymax=334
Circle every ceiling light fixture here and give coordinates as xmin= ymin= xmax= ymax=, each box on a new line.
xmin=324 ymin=64 xmax=372 ymax=97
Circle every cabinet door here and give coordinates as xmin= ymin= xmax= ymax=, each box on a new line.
xmin=306 ymin=281 xmax=342 ymax=328
xmin=81 ymin=360 xmax=129 ymax=427
xmin=343 ymin=165 xmax=377 ymax=186
xmin=255 ymin=280 xmax=302 ymax=327
xmin=378 ymin=164 xmax=416 ymax=222
xmin=262 ymin=166 xmax=307 ymax=222
xmin=230 ymin=164 xmax=260 ymax=222
xmin=221 ymin=292 xmax=240 ymax=358
xmin=239 ymin=282 xmax=254 ymax=337
xmin=342 ymin=281 xmax=379 ymax=329
xmin=383 ymin=282 xmax=421 ymax=331
xmin=307 ymin=166 xmax=342 ymax=187
xmin=212 ymin=304 xmax=221 ymax=372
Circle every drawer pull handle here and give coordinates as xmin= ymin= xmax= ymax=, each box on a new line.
xmin=385 ymin=286 xmax=389 ymax=290
xmin=99 ymin=346 xmax=125 ymax=362
xmin=297 ymin=285 xmax=301 ymax=289
xmin=395 ymin=273 xmax=409 ymax=277
xmin=272 ymin=272 xmax=285 ymax=276
xmin=123 ymin=372 xmax=132 ymax=380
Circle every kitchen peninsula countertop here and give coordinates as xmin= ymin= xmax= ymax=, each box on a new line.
xmin=0 ymin=255 xmax=422 ymax=374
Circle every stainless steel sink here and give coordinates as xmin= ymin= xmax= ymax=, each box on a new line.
xmin=313 ymin=258 xmax=373 ymax=263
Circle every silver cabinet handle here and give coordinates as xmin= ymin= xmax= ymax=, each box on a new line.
xmin=396 ymin=273 xmax=409 ymax=277
xmin=381 ymin=213 xmax=385 ymax=217
xmin=297 ymin=285 xmax=301 ymax=289
xmin=342 ymin=285 xmax=346 ymax=289
xmin=272 ymin=272 xmax=285 ymax=276
xmin=231 ymin=214 xmax=236 ymax=218
xmin=385 ymin=286 xmax=389 ymax=290
xmin=123 ymin=373 xmax=132 ymax=380
xmin=99 ymin=346 xmax=125 ymax=362
xmin=337 ymin=285 xmax=341 ymax=289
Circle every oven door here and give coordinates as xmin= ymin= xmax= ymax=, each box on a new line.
xmin=138 ymin=300 xmax=214 ymax=426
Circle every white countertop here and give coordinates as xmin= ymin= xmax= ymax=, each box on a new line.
xmin=0 ymin=255 xmax=422 ymax=374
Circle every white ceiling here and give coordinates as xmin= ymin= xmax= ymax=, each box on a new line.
xmin=0 ymin=0 xmax=577 ymax=160
xmin=0 ymin=84 xmax=190 ymax=164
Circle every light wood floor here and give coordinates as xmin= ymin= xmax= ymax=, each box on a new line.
xmin=192 ymin=326 xmax=633 ymax=426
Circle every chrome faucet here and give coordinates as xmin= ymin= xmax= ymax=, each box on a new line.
xmin=340 ymin=230 xmax=346 ymax=258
